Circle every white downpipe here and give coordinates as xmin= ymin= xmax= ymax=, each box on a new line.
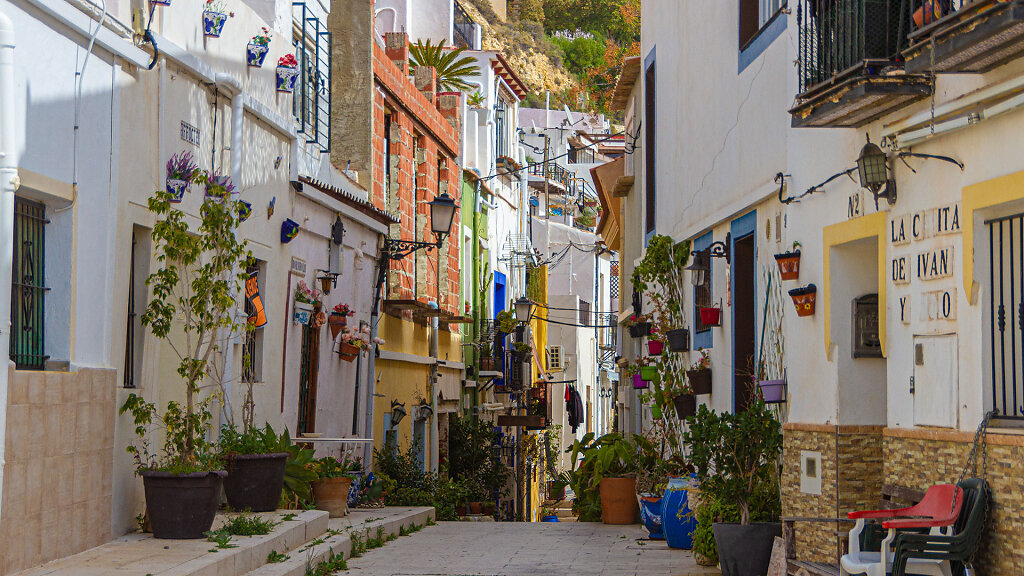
xmin=517 ymin=144 xmax=529 ymax=292
xmin=0 ymin=9 xmax=16 ymax=535
xmin=428 ymin=302 xmax=439 ymax=473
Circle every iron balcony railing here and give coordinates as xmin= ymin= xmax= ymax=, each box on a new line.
xmin=528 ymin=162 xmax=579 ymax=196
xmin=568 ymin=146 xmax=597 ymax=164
xmin=453 ymin=0 xmax=474 ymax=49
xmin=293 ymin=3 xmax=332 ymax=153
xmin=796 ymin=0 xmax=911 ymax=95
xmin=987 ymin=212 xmax=1024 ymax=420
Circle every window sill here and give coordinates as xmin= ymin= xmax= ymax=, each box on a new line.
xmin=738 ymin=8 xmax=787 ymax=73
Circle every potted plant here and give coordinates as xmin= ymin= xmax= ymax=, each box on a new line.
xmin=202 ymin=0 xmax=232 ymax=38
xmin=513 ymin=341 xmax=532 ymax=361
xmin=788 ymin=284 xmax=817 ymax=317
xmin=757 ymin=378 xmax=786 ymax=403
xmin=276 ymin=54 xmax=300 ymax=93
xmin=280 ymin=218 xmax=300 ymax=243
xmin=467 ymin=90 xmax=486 ymax=108
xmin=292 ymin=281 xmax=321 ymax=325
xmin=236 ymin=200 xmax=252 ymax=222
xmin=495 ymin=310 xmax=517 ymax=334
xmin=647 ymin=337 xmax=664 ymax=356
xmin=310 ymin=455 xmax=361 ymax=518
xmin=699 ymin=305 xmax=722 ymax=327
xmin=774 ymin=242 xmax=801 ymax=281
xmin=246 ymin=27 xmax=271 ymax=67
xmin=218 ymin=423 xmax=289 ymax=512
xmin=165 ymin=151 xmax=198 ymax=203
xmin=478 ymin=341 xmax=494 ymax=371
xmin=579 ymin=433 xmax=640 ymax=525
xmin=203 ymin=169 xmax=234 ymax=202
xmin=669 ymin=388 xmax=696 ymax=419
xmin=686 ymin=348 xmax=712 ymax=395
xmin=328 ymin=302 xmax=354 ymax=339
xmin=665 ymin=326 xmax=689 ymax=352
xmin=119 ymin=174 xmax=251 ymax=539
xmin=625 ymin=314 xmax=652 ymax=338
xmin=684 ymin=399 xmax=783 ymax=576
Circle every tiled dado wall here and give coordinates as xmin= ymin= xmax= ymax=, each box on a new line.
xmin=780 ymin=424 xmax=883 ymax=563
xmin=0 ymin=366 xmax=116 ymax=575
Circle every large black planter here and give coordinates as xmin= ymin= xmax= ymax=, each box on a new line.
xmin=628 ymin=322 xmax=653 ymax=338
xmin=223 ymin=452 xmax=288 ymax=512
xmin=671 ymin=394 xmax=697 ymax=419
xmin=666 ymin=328 xmax=689 ymax=352
xmin=141 ymin=470 xmax=227 ymax=539
xmin=687 ymin=368 xmax=712 ymax=395
xmin=712 ymin=522 xmax=782 ymax=576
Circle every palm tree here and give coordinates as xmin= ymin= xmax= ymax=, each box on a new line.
xmin=409 ymin=40 xmax=480 ymax=92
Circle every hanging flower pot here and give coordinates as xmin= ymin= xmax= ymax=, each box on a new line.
xmin=203 ymin=11 xmax=228 ymax=38
xmin=281 ymin=218 xmax=300 ymax=243
xmin=788 ymin=284 xmax=817 ymax=317
xmin=165 ymin=178 xmax=189 ymax=203
xmin=774 ymin=250 xmax=801 ymax=281
xmin=699 ymin=307 xmax=722 ymax=327
xmin=758 ymin=379 xmax=786 ymax=404
xmin=913 ymin=0 xmax=943 ymax=28
xmin=151 ymin=0 xmax=171 ymax=6
xmin=671 ymin=393 xmax=697 ymax=419
xmin=338 ymin=342 xmax=359 ymax=362
xmin=236 ymin=200 xmax=252 ymax=223
xmin=328 ymin=313 xmax=347 ymax=339
xmin=647 ymin=340 xmax=664 ymax=356
xmin=293 ymin=301 xmax=314 ymax=325
xmin=639 ymin=365 xmax=658 ymax=382
xmin=666 ymin=328 xmax=689 ymax=352
xmin=651 ymin=403 xmax=663 ymax=420
xmin=632 ymin=373 xmax=647 ymax=390
xmin=276 ymin=54 xmax=300 ymax=93
xmin=246 ymin=43 xmax=269 ymax=67
xmin=687 ymin=368 xmax=712 ymax=395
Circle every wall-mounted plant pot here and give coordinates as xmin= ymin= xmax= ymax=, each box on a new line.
xmin=774 ymin=250 xmax=801 ymax=281
xmin=666 ymin=328 xmax=689 ymax=352
xmin=788 ymin=284 xmax=817 ymax=317
xmin=687 ymin=368 xmax=712 ymax=395
xmin=203 ymin=10 xmax=227 ymax=37
xmin=237 ymin=200 xmax=252 ymax=223
xmin=293 ymin=301 xmax=314 ymax=325
xmin=629 ymin=321 xmax=653 ymax=338
xmin=758 ymin=379 xmax=787 ymax=404
xmin=328 ymin=313 xmax=347 ymax=339
xmin=338 ymin=342 xmax=359 ymax=362
xmin=632 ymin=373 xmax=648 ymax=390
xmin=281 ymin=218 xmax=300 ymax=243
xmin=151 ymin=0 xmax=170 ymax=6
xmin=166 ymin=178 xmax=188 ymax=203
xmin=651 ymin=403 xmax=663 ymax=420
xmin=647 ymin=340 xmax=664 ymax=356
xmin=246 ymin=43 xmax=269 ymax=67
xmin=699 ymin=307 xmax=722 ymax=327
xmin=479 ymin=357 xmax=494 ymax=371
xmin=639 ymin=365 xmax=658 ymax=382
xmin=276 ymin=65 xmax=300 ymax=93
xmin=671 ymin=393 xmax=697 ymax=419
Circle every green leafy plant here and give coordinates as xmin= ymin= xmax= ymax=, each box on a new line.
xmin=220 ymin=423 xmax=289 ymax=457
xmin=467 ymin=90 xmax=486 ymax=107
xmin=281 ymin=513 xmax=297 ymax=521
xmin=282 ymin=433 xmax=318 ymax=507
xmin=563 ymin=432 xmax=641 ymax=522
xmin=217 ymin=514 xmax=279 ymax=536
xmin=267 ymin=550 xmax=289 ymax=563
xmin=304 ymin=549 xmax=347 ymax=575
xmin=408 ymin=40 xmax=480 ymax=92
xmin=495 ymin=310 xmax=517 ymax=334
xmin=120 ymin=175 xmax=252 ymax=473
xmin=311 ymin=455 xmax=361 ymax=479
xmin=205 ymin=530 xmax=237 ymax=551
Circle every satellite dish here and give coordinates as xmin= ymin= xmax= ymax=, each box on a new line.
xmin=563 ymin=105 xmax=576 ymax=126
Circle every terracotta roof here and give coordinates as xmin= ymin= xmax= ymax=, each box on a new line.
xmin=611 ymin=56 xmax=642 ymax=111
xmin=297 ymin=176 xmax=398 ymax=226
xmin=492 ymin=53 xmax=529 ymax=99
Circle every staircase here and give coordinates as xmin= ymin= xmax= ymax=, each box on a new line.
xmin=543 ymin=499 xmax=576 ymax=523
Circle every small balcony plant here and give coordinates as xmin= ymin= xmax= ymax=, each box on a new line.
xmin=202 ymin=0 xmax=232 ymax=38
xmin=292 ymin=280 xmax=321 ymax=325
xmin=328 ymin=302 xmax=354 ymax=339
xmin=246 ymin=27 xmax=271 ymax=68
xmin=203 ymin=169 xmax=234 ymax=202
xmin=686 ymin=348 xmax=712 ymax=395
xmin=165 ymin=150 xmax=198 ymax=203
xmin=276 ymin=53 xmax=300 ymax=93
xmin=309 ymin=455 xmax=362 ymax=518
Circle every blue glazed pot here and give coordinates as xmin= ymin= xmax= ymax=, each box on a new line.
xmin=203 ymin=11 xmax=227 ymax=38
xmin=541 ymin=515 xmax=559 ymax=522
xmin=276 ymin=65 xmax=300 ymax=93
xmin=662 ymin=475 xmax=698 ymax=549
xmin=246 ymin=43 xmax=268 ymax=67
xmin=281 ymin=218 xmax=300 ymax=243
xmin=639 ymin=495 xmax=664 ymax=539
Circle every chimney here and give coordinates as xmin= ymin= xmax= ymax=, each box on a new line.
xmin=385 ymin=32 xmax=409 ymax=74
xmin=437 ymin=92 xmax=461 ymax=131
xmin=414 ymin=66 xmax=437 ymax=105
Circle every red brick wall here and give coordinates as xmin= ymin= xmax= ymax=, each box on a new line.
xmin=371 ymin=39 xmax=461 ymax=315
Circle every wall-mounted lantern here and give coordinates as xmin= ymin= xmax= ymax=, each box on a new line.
xmin=856 ymin=138 xmax=897 ymax=208
xmin=390 ymin=400 xmax=407 ymax=426
xmin=416 ymin=398 xmax=433 ymax=421
xmin=514 ymin=297 xmax=533 ymax=324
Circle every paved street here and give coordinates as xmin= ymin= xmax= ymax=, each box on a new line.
xmin=343 ymin=521 xmax=720 ymax=576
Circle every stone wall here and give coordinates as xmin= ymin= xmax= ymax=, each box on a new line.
xmin=885 ymin=428 xmax=1024 ymax=574
xmin=0 ymin=367 xmax=117 ymax=575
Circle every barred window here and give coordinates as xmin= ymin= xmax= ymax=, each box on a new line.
xmin=11 ymin=197 xmax=48 ymax=370
xmin=293 ymin=2 xmax=331 ymax=153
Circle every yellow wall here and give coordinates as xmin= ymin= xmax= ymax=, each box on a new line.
xmin=527 ymin=266 xmax=549 ymax=521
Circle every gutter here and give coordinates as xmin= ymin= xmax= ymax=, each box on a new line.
xmin=25 ymin=0 xmax=149 ymax=67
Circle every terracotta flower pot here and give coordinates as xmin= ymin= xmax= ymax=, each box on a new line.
xmin=599 ymin=477 xmax=639 ymax=525
xmin=672 ymin=394 xmax=697 ymax=419
xmin=789 ymin=284 xmax=817 ymax=317
xmin=328 ymin=313 xmax=347 ymax=339
xmin=338 ymin=342 xmax=359 ymax=362
xmin=455 ymin=505 xmax=467 ymax=516
xmin=774 ymin=250 xmax=801 ymax=281
xmin=312 ymin=476 xmax=353 ymax=518
xmin=647 ymin=340 xmax=664 ymax=356
xmin=699 ymin=307 xmax=722 ymax=326
xmin=468 ymin=501 xmax=483 ymax=515
xmin=687 ymin=368 xmax=712 ymax=395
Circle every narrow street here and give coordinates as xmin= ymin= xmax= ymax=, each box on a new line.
xmin=343 ymin=522 xmax=719 ymax=576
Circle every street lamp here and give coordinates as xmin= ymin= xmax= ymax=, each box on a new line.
xmin=514 ymin=297 xmax=533 ymax=324
xmin=416 ymin=398 xmax=433 ymax=421
xmin=856 ymin=138 xmax=896 ymax=207
xmin=685 ymin=250 xmax=710 ymax=287
xmin=390 ymin=400 xmax=407 ymax=426
xmin=429 ymin=192 xmax=458 ymax=242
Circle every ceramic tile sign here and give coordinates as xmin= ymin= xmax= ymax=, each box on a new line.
xmin=933 ymin=203 xmax=961 ymax=236
xmin=891 ymin=255 xmax=911 ymax=285
xmin=891 ymin=212 xmax=928 ymax=246
xmin=899 ymin=295 xmax=911 ymax=325
xmin=921 ymin=288 xmax=957 ymax=322
xmin=916 ymin=246 xmax=954 ymax=281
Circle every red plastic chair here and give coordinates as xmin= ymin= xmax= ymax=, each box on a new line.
xmin=840 ymin=484 xmax=963 ymax=576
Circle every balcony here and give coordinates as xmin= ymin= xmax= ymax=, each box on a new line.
xmin=903 ymin=0 xmax=1024 ymax=73
xmin=791 ymin=0 xmax=932 ymax=127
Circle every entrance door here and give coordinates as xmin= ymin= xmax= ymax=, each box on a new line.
xmin=297 ymin=323 xmax=321 ymax=434
xmin=733 ymin=233 xmax=757 ymax=412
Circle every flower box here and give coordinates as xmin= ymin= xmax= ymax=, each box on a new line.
xmin=246 ymin=43 xmax=269 ymax=67
xmin=666 ymin=328 xmax=689 ymax=352
xmin=647 ymin=340 xmax=664 ymax=356
xmin=699 ymin=307 xmax=722 ymax=327
xmin=203 ymin=11 xmax=227 ymax=38
xmin=788 ymin=284 xmax=817 ymax=317
xmin=758 ymin=379 xmax=786 ymax=404
xmin=276 ymin=65 xmax=299 ymax=93
xmin=293 ymin=301 xmax=314 ymax=325
xmin=639 ymin=365 xmax=658 ymax=382
xmin=774 ymin=250 xmax=801 ymax=281
xmin=687 ymin=368 xmax=712 ymax=395
xmin=632 ymin=373 xmax=648 ymax=390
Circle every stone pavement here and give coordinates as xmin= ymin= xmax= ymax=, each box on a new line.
xmin=342 ymin=521 xmax=722 ymax=576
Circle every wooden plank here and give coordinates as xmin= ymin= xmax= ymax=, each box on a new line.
xmin=881 ymin=483 xmax=926 ymax=503
xmin=497 ymin=415 xmax=546 ymax=427
xmin=787 ymin=560 xmax=840 ymax=576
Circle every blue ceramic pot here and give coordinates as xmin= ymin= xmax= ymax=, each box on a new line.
xmin=246 ymin=43 xmax=268 ymax=67
xmin=281 ymin=218 xmax=300 ymax=243
xmin=203 ymin=11 xmax=227 ymax=38
xmin=276 ymin=66 xmax=300 ymax=93
xmin=662 ymin=475 xmax=698 ymax=549
xmin=639 ymin=495 xmax=664 ymax=539
xmin=541 ymin=515 xmax=559 ymax=522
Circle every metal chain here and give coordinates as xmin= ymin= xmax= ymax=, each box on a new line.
xmin=953 ymin=410 xmax=995 ymax=571
xmin=929 ymin=36 xmax=937 ymax=135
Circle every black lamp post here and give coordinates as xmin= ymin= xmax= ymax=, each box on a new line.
xmin=514 ymin=297 xmax=533 ymax=324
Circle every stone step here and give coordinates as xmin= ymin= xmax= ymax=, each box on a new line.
xmin=244 ymin=507 xmax=435 ymax=576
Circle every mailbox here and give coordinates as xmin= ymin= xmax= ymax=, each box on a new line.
xmin=852 ymin=294 xmax=883 ymax=358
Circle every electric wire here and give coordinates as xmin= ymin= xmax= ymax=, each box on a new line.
xmin=481 ymin=129 xmax=638 ymax=183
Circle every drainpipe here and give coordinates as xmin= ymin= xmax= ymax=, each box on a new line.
xmin=517 ymin=144 xmax=529 ymax=292
xmin=0 ymin=9 xmax=15 ymax=533
xmin=429 ymin=301 xmax=439 ymax=473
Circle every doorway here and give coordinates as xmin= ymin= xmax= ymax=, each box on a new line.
xmin=732 ymin=232 xmax=757 ymax=412
xmin=297 ymin=323 xmax=321 ymax=434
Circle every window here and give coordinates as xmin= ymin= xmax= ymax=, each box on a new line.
xmin=11 ymin=197 xmax=48 ymax=370
xmin=383 ymin=111 xmax=394 ymax=214
xmin=693 ymin=233 xmax=714 ymax=346
xmin=739 ymin=0 xmax=785 ymax=48
xmin=986 ymin=213 xmax=1024 ymax=420
xmin=242 ymin=260 xmax=266 ymax=383
xmin=546 ymin=345 xmax=563 ymax=370
xmin=495 ymin=96 xmax=509 ymax=160
xmin=293 ymin=3 xmax=332 ymax=153
xmin=568 ymin=146 xmax=597 ymax=164
xmin=124 ymin=227 xmax=150 ymax=388
xmin=579 ymin=299 xmax=591 ymax=326
xmin=644 ymin=52 xmax=656 ymax=237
